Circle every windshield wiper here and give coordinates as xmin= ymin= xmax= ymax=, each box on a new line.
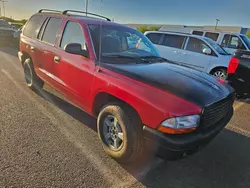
xmin=102 ymin=54 xmax=137 ymax=59
xmin=139 ymin=56 xmax=171 ymax=63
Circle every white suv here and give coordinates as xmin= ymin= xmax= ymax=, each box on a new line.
xmin=145 ymin=31 xmax=232 ymax=79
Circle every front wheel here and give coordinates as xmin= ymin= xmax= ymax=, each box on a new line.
xmin=23 ymin=58 xmax=44 ymax=90
xmin=211 ymin=68 xmax=228 ymax=80
xmin=97 ymin=103 xmax=144 ymax=163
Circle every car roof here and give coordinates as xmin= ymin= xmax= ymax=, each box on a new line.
xmin=145 ymin=30 xmax=207 ymax=39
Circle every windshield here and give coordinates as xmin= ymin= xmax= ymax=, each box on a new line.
xmin=88 ymin=24 xmax=160 ymax=62
xmin=203 ymin=37 xmax=229 ymax=55
xmin=240 ymin=35 xmax=250 ymax=50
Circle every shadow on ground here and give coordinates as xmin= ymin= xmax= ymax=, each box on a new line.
xmin=35 ymin=88 xmax=250 ymax=188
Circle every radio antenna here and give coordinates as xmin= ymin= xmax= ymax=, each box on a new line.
xmin=97 ymin=0 xmax=104 ymax=72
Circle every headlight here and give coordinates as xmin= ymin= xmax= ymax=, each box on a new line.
xmin=158 ymin=115 xmax=200 ymax=134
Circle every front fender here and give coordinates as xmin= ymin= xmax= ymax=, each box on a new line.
xmin=89 ymin=68 xmax=201 ymax=129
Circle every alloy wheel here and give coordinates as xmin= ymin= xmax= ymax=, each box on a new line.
xmin=103 ymin=115 xmax=124 ymax=151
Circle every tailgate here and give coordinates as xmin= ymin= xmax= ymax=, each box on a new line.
xmin=234 ymin=51 xmax=250 ymax=84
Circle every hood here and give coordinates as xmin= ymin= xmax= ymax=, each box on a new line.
xmin=101 ymin=62 xmax=234 ymax=107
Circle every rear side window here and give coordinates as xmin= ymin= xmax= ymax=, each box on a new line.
xmin=42 ymin=17 xmax=62 ymax=45
xmin=146 ymin=33 xmax=162 ymax=44
xmin=60 ymin=21 xmax=86 ymax=50
xmin=161 ymin=34 xmax=186 ymax=49
xmin=186 ymin=37 xmax=210 ymax=54
xmin=205 ymin=32 xmax=219 ymax=41
xmin=192 ymin=31 xmax=204 ymax=36
xmin=23 ymin=15 xmax=46 ymax=39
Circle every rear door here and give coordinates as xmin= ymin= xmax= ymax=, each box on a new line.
xmin=157 ymin=34 xmax=186 ymax=63
xmin=52 ymin=20 xmax=95 ymax=109
xmin=21 ymin=15 xmax=47 ymax=72
xmin=37 ymin=17 xmax=63 ymax=88
xmin=179 ymin=37 xmax=213 ymax=71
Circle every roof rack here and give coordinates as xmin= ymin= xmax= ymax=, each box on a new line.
xmin=38 ymin=9 xmax=62 ymax=14
xmin=62 ymin=10 xmax=111 ymax=21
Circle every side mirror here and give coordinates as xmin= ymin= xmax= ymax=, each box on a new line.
xmin=202 ymin=47 xmax=212 ymax=55
xmin=65 ymin=43 xmax=89 ymax=58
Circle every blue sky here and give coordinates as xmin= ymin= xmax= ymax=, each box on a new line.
xmin=5 ymin=0 xmax=250 ymax=27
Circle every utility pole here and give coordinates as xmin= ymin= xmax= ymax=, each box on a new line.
xmin=0 ymin=0 xmax=7 ymax=17
xmin=85 ymin=0 xmax=88 ymax=16
xmin=215 ymin=18 xmax=220 ymax=30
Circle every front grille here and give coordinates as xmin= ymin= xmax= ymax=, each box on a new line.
xmin=201 ymin=94 xmax=235 ymax=129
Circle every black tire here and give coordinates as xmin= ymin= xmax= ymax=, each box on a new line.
xmin=211 ymin=68 xmax=228 ymax=80
xmin=97 ymin=103 xmax=144 ymax=163
xmin=23 ymin=58 xmax=44 ymax=90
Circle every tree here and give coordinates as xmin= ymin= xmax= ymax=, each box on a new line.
xmin=247 ymin=32 xmax=250 ymax=39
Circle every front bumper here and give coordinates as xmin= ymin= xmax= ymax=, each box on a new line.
xmin=143 ymin=107 xmax=233 ymax=160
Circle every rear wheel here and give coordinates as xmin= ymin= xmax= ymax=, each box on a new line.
xmin=97 ymin=103 xmax=144 ymax=163
xmin=211 ymin=68 xmax=227 ymax=80
xmin=23 ymin=58 xmax=44 ymax=90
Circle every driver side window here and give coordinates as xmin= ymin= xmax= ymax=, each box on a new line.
xmin=60 ymin=21 xmax=86 ymax=50
xmin=221 ymin=34 xmax=246 ymax=50
xmin=126 ymin=34 xmax=151 ymax=53
xmin=186 ymin=37 xmax=211 ymax=54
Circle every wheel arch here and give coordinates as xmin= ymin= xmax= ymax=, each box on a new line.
xmin=92 ymin=92 xmax=142 ymax=122
xmin=21 ymin=51 xmax=32 ymax=67
xmin=209 ymin=66 xmax=227 ymax=74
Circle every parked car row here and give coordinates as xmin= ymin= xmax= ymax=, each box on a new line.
xmin=18 ymin=9 xmax=235 ymax=163
xmin=145 ymin=31 xmax=231 ymax=79
xmin=159 ymin=26 xmax=250 ymax=55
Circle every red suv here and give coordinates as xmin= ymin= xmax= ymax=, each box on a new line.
xmin=18 ymin=9 xmax=235 ymax=163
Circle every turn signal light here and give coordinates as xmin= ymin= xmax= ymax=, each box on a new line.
xmin=158 ymin=126 xmax=196 ymax=134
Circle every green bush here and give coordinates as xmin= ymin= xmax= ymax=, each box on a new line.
xmin=247 ymin=32 xmax=250 ymax=39
xmin=137 ymin=26 xmax=160 ymax=33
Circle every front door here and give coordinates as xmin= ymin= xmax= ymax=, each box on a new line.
xmin=221 ymin=34 xmax=247 ymax=55
xmin=178 ymin=37 xmax=212 ymax=71
xmin=53 ymin=21 xmax=95 ymax=110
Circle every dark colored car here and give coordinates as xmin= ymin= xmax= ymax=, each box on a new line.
xmin=0 ymin=20 xmax=16 ymax=45
xmin=227 ymin=50 xmax=250 ymax=98
xmin=18 ymin=9 xmax=235 ymax=163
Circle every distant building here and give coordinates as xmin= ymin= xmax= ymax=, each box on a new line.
xmin=127 ymin=24 xmax=250 ymax=34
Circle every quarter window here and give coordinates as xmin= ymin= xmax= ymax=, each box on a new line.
xmin=162 ymin=34 xmax=186 ymax=49
xmin=60 ymin=21 xmax=86 ymax=50
xmin=192 ymin=31 xmax=204 ymax=36
xmin=146 ymin=33 xmax=162 ymax=44
xmin=23 ymin=15 xmax=46 ymax=39
xmin=205 ymin=32 xmax=219 ymax=41
xmin=42 ymin=17 xmax=62 ymax=45
xmin=186 ymin=37 xmax=210 ymax=54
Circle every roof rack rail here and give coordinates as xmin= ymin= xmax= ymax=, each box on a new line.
xmin=62 ymin=10 xmax=111 ymax=21
xmin=38 ymin=9 xmax=62 ymax=14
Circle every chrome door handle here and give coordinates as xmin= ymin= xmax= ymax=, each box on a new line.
xmin=54 ymin=56 xmax=60 ymax=64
